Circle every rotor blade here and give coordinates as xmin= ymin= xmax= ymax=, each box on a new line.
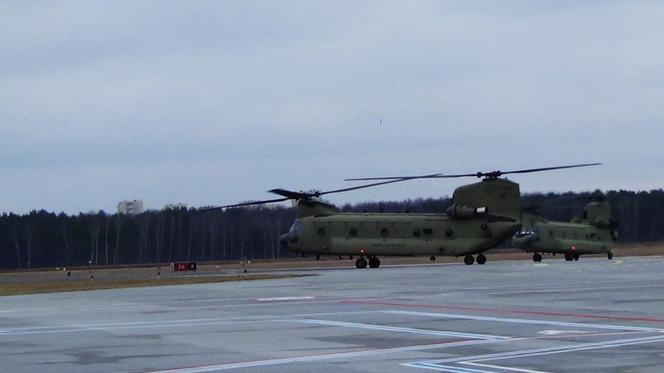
xmin=345 ymin=163 xmax=601 ymax=181
xmin=345 ymin=173 xmax=444 ymax=181
xmin=201 ymin=197 xmax=291 ymax=211
xmin=268 ymin=189 xmax=308 ymax=199
xmin=497 ymin=163 xmax=603 ymax=176
xmin=318 ymin=174 xmax=445 ymax=196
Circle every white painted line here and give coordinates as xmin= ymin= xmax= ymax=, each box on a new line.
xmin=0 ymin=310 xmax=383 ymax=337
xmin=384 ymin=310 xmax=664 ymax=333
xmin=257 ymin=296 xmax=315 ymax=301
xmin=403 ymin=362 xmax=494 ymax=373
xmin=538 ymin=329 xmax=589 ymax=335
xmin=298 ymin=319 xmax=510 ymax=340
xmin=462 ymin=361 xmax=551 ymax=373
xmin=0 ymin=318 xmax=280 ymax=337
xmin=470 ymin=336 xmax=664 ymax=364
xmin=147 ymin=339 xmax=504 ymax=373
xmin=409 ymin=335 xmax=664 ymax=366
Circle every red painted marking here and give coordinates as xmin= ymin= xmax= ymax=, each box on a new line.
xmin=342 ymin=299 xmax=664 ymax=324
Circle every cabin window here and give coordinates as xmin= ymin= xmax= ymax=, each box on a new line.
xmin=412 ymin=228 xmax=421 ymax=237
xmin=317 ymin=227 xmax=326 ymax=236
xmin=349 ymin=227 xmax=358 ymax=237
xmin=380 ymin=228 xmax=390 ymax=237
xmin=423 ymin=228 xmax=433 ymax=236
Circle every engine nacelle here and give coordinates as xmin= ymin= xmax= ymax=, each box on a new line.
xmin=446 ymin=203 xmax=488 ymax=220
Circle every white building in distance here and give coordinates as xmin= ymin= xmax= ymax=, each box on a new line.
xmin=117 ymin=200 xmax=144 ymax=215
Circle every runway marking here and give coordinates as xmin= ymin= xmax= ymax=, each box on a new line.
xmin=538 ymin=329 xmax=589 ymax=335
xmin=462 ymin=361 xmax=551 ymax=373
xmin=257 ymin=296 xmax=315 ymax=301
xmin=383 ymin=310 xmax=664 ymax=332
xmin=344 ymin=299 xmax=664 ymax=324
xmin=297 ymin=319 xmax=510 ymax=340
xmin=487 ymin=289 xmax=562 ymax=296
xmin=0 ymin=318 xmax=281 ymax=336
xmin=0 ymin=310 xmax=383 ymax=337
xmin=405 ymin=335 xmax=664 ymax=372
xmin=402 ymin=363 xmax=494 ymax=373
xmin=145 ymin=339 xmax=504 ymax=372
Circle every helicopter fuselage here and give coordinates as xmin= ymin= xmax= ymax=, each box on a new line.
xmin=512 ymin=221 xmax=613 ymax=260
xmin=281 ymin=212 xmax=520 ymax=258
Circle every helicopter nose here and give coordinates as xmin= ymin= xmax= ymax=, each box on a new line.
xmin=280 ymin=232 xmax=300 ymax=251
xmin=280 ymin=233 xmax=290 ymax=249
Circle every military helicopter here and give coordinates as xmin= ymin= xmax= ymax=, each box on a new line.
xmin=512 ymin=192 xmax=618 ymax=262
xmin=211 ymin=163 xmax=599 ymax=268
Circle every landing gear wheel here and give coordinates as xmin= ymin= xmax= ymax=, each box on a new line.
xmin=464 ymin=255 xmax=475 ymax=265
xmin=355 ymin=257 xmax=368 ymax=269
xmin=369 ymin=256 xmax=381 ymax=268
xmin=430 ymin=256 xmax=436 ymax=262
xmin=533 ymin=253 xmax=542 ymax=262
xmin=564 ymin=253 xmax=573 ymax=261
xmin=608 ymin=252 xmax=614 ymax=260
xmin=573 ymin=254 xmax=580 ymax=261
xmin=476 ymin=254 xmax=487 ymax=265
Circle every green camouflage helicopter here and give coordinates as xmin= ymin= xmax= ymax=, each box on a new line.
xmin=212 ymin=164 xmax=599 ymax=268
xmin=512 ymin=192 xmax=618 ymax=262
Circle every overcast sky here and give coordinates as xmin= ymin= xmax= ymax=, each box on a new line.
xmin=1 ymin=1 xmax=663 ymax=214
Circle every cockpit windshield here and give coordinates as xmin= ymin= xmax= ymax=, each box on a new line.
xmin=289 ymin=219 xmax=303 ymax=234
xmin=515 ymin=225 xmax=538 ymax=238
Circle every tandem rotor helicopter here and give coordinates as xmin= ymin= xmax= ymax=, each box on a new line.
xmin=512 ymin=192 xmax=618 ymax=262
xmin=208 ymin=163 xmax=600 ymax=268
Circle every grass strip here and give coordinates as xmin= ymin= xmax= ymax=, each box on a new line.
xmin=0 ymin=274 xmax=310 ymax=296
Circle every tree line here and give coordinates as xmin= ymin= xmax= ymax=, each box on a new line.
xmin=1 ymin=189 xmax=663 ymax=269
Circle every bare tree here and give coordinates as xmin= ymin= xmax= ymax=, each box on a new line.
xmin=114 ymin=215 xmax=123 ymax=264
xmin=11 ymin=225 xmax=22 ymax=269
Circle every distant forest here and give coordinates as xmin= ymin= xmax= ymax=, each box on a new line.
xmin=1 ymin=189 xmax=663 ymax=269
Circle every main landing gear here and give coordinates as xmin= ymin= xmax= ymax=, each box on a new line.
xmin=532 ymin=253 xmax=543 ymax=262
xmin=464 ymin=254 xmax=486 ymax=265
xmin=608 ymin=252 xmax=614 ymax=260
xmin=564 ymin=253 xmax=580 ymax=261
xmin=355 ymin=256 xmax=381 ymax=269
